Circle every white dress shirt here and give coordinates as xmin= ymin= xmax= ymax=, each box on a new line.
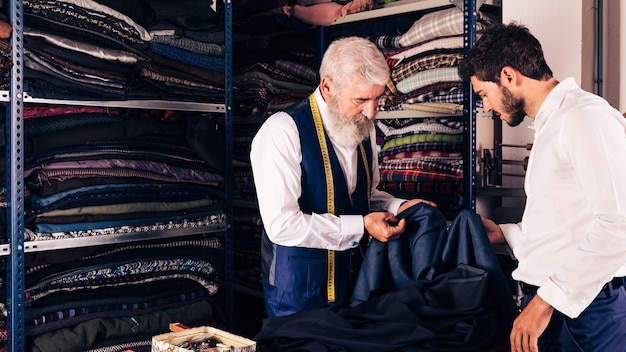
xmin=500 ymin=78 xmax=626 ymax=318
xmin=250 ymin=88 xmax=405 ymax=251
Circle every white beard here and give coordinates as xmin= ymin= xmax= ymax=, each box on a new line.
xmin=325 ymin=97 xmax=374 ymax=148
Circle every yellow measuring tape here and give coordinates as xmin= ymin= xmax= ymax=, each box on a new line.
xmin=309 ymin=94 xmax=337 ymax=303
xmin=309 ymin=94 xmax=371 ymax=303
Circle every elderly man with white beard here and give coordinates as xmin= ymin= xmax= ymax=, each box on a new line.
xmin=250 ymin=36 xmax=435 ymax=317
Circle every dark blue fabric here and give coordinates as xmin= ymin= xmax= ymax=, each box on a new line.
xmin=351 ymin=203 xmax=518 ymax=334
xmin=255 ymin=204 xmax=519 ymax=351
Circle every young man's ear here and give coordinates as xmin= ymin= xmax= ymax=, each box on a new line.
xmin=500 ymin=66 xmax=516 ymax=87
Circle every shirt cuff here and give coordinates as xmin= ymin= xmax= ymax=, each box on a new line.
xmin=500 ymin=222 xmax=523 ymax=249
xmin=537 ymin=279 xmax=590 ymax=319
xmin=341 ymin=214 xmax=365 ymax=248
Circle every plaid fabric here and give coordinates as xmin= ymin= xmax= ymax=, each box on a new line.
xmin=380 ymin=157 xmax=463 ymax=176
xmin=378 ymin=81 xmax=463 ymax=110
xmin=274 ymin=59 xmax=318 ymax=83
xmin=380 ymin=169 xmax=460 ymax=182
xmin=395 ymin=66 xmax=461 ymax=94
xmin=381 ymin=133 xmax=463 ymax=151
xmin=380 ymin=142 xmax=463 ymax=160
xmin=392 ymin=51 xmax=463 ymax=83
xmin=399 ymin=7 xmax=483 ymax=47
xmin=242 ymin=62 xmax=315 ymax=86
xmin=379 ymin=181 xmax=463 ymax=196
xmin=382 ymin=150 xmax=463 ymax=161
xmin=390 ymin=36 xmax=464 ymax=63
xmin=369 ymin=35 xmax=402 ymax=49
xmin=404 ymin=86 xmax=464 ymax=104
xmin=401 ymin=102 xmax=464 ymax=115
xmin=150 ymin=35 xmax=224 ymax=56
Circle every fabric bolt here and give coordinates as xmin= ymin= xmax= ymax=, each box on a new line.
xmin=24 ymin=27 xmax=141 ymax=64
xmin=32 ymin=209 xmax=223 ymax=234
xmin=381 ymin=132 xmax=463 ymax=150
xmin=402 ymin=102 xmax=464 ymax=115
xmin=394 ymin=66 xmax=462 ymax=94
xmin=380 ymin=181 xmax=463 ymax=196
xmin=24 ymin=0 xmax=152 ymax=43
xmin=25 ymin=213 xmax=225 ymax=241
xmin=241 ymin=62 xmax=317 ymax=86
xmin=368 ymin=34 xmax=402 ymax=49
xmin=235 ymin=70 xmax=316 ymax=95
xmin=380 ymin=141 xmax=463 ymax=160
xmin=25 ymin=55 xmax=128 ymax=95
xmin=379 ymin=169 xmax=461 ymax=183
xmin=404 ymin=86 xmax=464 ymax=104
xmin=26 ymin=48 xmax=129 ymax=87
xmin=390 ymin=36 xmax=464 ymax=64
xmin=379 ymin=81 xmax=463 ymax=110
xmin=148 ymin=42 xmax=225 ymax=71
xmin=26 ymin=183 xmax=222 ymax=215
xmin=149 ymin=34 xmax=225 ymax=56
xmin=377 ymin=117 xmax=463 ymax=137
xmin=274 ymin=59 xmax=318 ymax=83
xmin=24 ymin=159 xmax=223 ymax=186
xmin=142 ymin=50 xmax=225 ymax=88
xmin=34 ymin=198 xmax=216 ymax=220
xmin=27 ymin=290 xmax=210 ymax=334
xmin=28 ymin=299 xmax=220 ymax=352
xmin=398 ymin=7 xmax=483 ymax=47
xmin=392 ymin=51 xmax=463 ymax=83
xmin=380 ymin=157 xmax=463 ymax=177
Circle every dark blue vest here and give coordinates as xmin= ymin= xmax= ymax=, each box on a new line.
xmin=261 ymin=95 xmax=373 ymax=317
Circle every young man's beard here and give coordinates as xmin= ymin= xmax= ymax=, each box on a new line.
xmin=325 ymin=96 xmax=374 ymax=148
xmin=501 ymin=86 xmax=527 ymax=127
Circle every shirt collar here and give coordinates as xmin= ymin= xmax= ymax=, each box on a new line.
xmin=529 ymin=77 xmax=578 ymax=132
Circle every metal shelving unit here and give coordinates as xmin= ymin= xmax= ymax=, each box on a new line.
xmin=4 ymin=0 xmax=235 ymax=349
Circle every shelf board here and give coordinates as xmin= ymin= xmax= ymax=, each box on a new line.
xmin=0 ymin=91 xmax=227 ymax=113
xmin=331 ymin=0 xmax=453 ymax=25
xmin=330 ymin=0 xmax=500 ymax=26
xmin=23 ymin=223 xmax=227 ymax=253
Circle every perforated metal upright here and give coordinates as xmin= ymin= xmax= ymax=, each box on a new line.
xmin=223 ymin=0 xmax=234 ymax=330
xmin=6 ymin=0 xmax=26 ymax=350
xmin=463 ymin=0 xmax=478 ymax=212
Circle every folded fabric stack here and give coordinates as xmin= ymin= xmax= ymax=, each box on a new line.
xmin=23 ymin=0 xmax=226 ymax=102
xmin=18 ymin=106 xmax=227 ymax=352
xmin=376 ymin=117 xmax=465 ymax=215
xmin=23 ymin=107 xmax=226 ymax=241
xmin=25 ymin=236 xmax=225 ymax=352
xmin=374 ymin=6 xmax=493 ymax=112
xmin=363 ymin=5 xmax=495 ymax=216
xmin=233 ymin=33 xmax=318 ymax=119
